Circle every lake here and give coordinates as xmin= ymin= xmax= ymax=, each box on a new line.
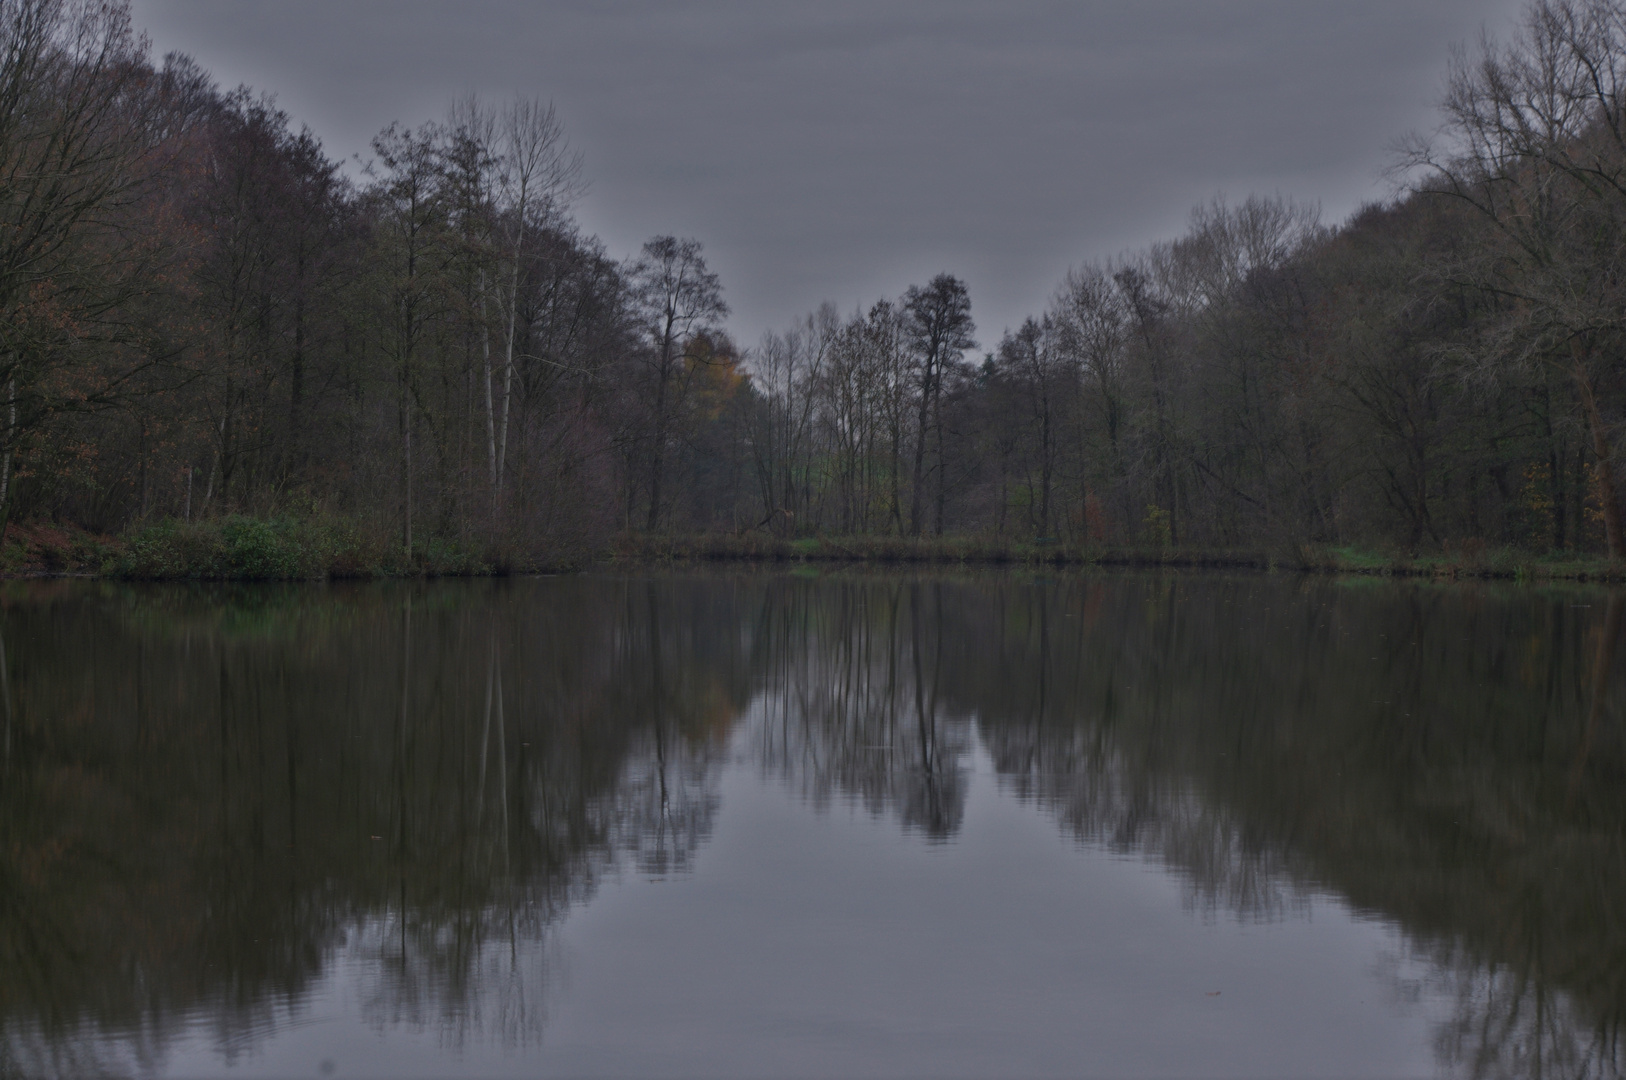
xmin=0 ymin=571 xmax=1621 ymax=1079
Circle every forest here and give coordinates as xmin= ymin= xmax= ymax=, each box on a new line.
xmin=4 ymin=0 xmax=1626 ymax=568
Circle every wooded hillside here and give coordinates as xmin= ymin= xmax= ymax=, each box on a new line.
xmin=5 ymin=0 xmax=1626 ymax=562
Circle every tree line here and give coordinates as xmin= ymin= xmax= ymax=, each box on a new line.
xmin=6 ymin=0 xmax=1626 ymax=559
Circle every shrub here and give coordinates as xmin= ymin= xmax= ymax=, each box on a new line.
xmin=116 ymin=517 xmax=334 ymax=580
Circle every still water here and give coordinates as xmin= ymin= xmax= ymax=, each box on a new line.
xmin=0 ymin=571 xmax=1622 ymax=1079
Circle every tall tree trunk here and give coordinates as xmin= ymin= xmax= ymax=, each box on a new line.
xmin=137 ymin=417 xmax=148 ymax=519
xmin=1542 ymin=376 xmax=1566 ymax=550
xmin=288 ymin=288 xmax=305 ymax=487
xmin=1572 ymin=347 xmax=1624 ymax=559
xmin=1039 ymin=399 xmax=1052 ymax=536
xmin=647 ymin=403 xmax=666 ymax=533
xmin=0 ymin=378 xmax=15 ymax=540
xmin=481 ymin=270 xmax=498 ymax=498
xmin=932 ymin=373 xmax=946 ymax=537
xmin=908 ymin=358 xmax=933 ymax=537
xmin=402 ymin=362 xmax=413 ymax=558
xmin=889 ymin=416 xmax=904 ymax=535
xmin=0 ymin=622 xmax=10 ymax=782
xmin=498 ymin=247 xmax=519 ymax=507
xmin=204 ymin=410 xmax=226 ymax=513
xmin=646 ymin=323 xmax=674 ymax=533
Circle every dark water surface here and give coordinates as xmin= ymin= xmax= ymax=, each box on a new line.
xmin=1 ymin=571 xmax=1623 ymax=1079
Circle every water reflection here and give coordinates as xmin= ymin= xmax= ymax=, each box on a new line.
xmin=0 ymin=573 xmax=1621 ymax=1078
xmin=751 ymin=581 xmax=967 ymax=839
xmin=0 ymin=579 xmax=746 ymax=1076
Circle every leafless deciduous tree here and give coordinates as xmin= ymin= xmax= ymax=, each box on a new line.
xmin=628 ymin=236 xmax=727 ymax=532
xmin=368 ymin=122 xmax=448 ymax=555
xmin=491 ymin=97 xmax=581 ymax=509
xmin=1402 ymin=0 xmax=1626 ymax=556
xmin=901 ymin=274 xmax=974 ymax=537
xmin=0 ymin=0 xmax=164 ymax=530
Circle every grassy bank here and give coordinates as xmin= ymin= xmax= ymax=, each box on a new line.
xmin=113 ymin=517 xmax=489 ymax=580
xmin=613 ymin=533 xmax=1626 ymax=582
xmin=3 ymin=518 xmax=1623 ymax=582
xmin=0 ymin=516 xmax=593 ymax=580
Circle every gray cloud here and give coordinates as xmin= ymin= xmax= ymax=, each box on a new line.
xmin=130 ymin=0 xmax=1527 ymax=347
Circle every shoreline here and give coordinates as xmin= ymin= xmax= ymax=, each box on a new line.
xmin=610 ymin=534 xmax=1626 ymax=584
xmin=3 ymin=519 xmax=1622 ymax=584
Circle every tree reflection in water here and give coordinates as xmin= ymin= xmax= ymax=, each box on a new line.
xmin=0 ymin=577 xmax=744 ymax=1076
xmin=742 ymin=575 xmax=1626 ymax=1079
xmin=0 ymin=573 xmax=1620 ymax=1079
xmin=749 ymin=579 xmax=967 ymax=839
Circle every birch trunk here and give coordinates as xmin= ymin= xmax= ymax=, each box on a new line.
xmin=481 ymin=269 xmax=497 ymax=496
xmin=497 ymin=216 xmax=520 ymax=506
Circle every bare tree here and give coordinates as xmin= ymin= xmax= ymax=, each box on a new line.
xmin=749 ymin=302 xmax=837 ymax=532
xmin=628 ymin=236 xmax=727 ymax=532
xmin=0 ymin=0 xmax=163 ymax=531
xmin=491 ymin=97 xmax=582 ymax=510
xmin=442 ymin=95 xmax=500 ymax=499
xmin=368 ymin=122 xmax=448 ymax=556
xmin=902 ymin=274 xmax=975 ymax=537
xmin=1402 ymin=0 xmax=1626 ymax=556
xmin=998 ymin=315 xmax=1065 ymax=536
xmin=1112 ymin=260 xmax=1180 ymax=541
xmin=1051 ymin=263 xmax=1128 ymax=532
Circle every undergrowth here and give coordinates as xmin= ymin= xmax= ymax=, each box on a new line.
xmin=113 ymin=516 xmax=490 ymax=580
xmin=4 ymin=518 xmax=1622 ymax=582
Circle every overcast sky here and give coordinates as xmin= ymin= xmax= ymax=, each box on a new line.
xmin=129 ymin=1 xmax=1527 ymax=350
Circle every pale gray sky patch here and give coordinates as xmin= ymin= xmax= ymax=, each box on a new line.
xmin=130 ymin=1 xmax=1527 ymax=348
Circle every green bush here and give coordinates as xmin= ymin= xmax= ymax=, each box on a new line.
xmin=116 ymin=517 xmax=337 ymax=580
xmin=221 ymin=517 xmax=316 ymax=579
xmin=110 ymin=515 xmax=514 ymax=580
xmin=116 ymin=519 xmax=222 ymax=579
xmin=418 ymin=535 xmax=489 ymax=577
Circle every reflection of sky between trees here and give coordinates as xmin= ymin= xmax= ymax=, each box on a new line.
xmin=0 ymin=575 xmax=1621 ymax=1077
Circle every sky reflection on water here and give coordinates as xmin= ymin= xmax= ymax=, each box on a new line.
xmin=0 ymin=572 xmax=1620 ymax=1078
